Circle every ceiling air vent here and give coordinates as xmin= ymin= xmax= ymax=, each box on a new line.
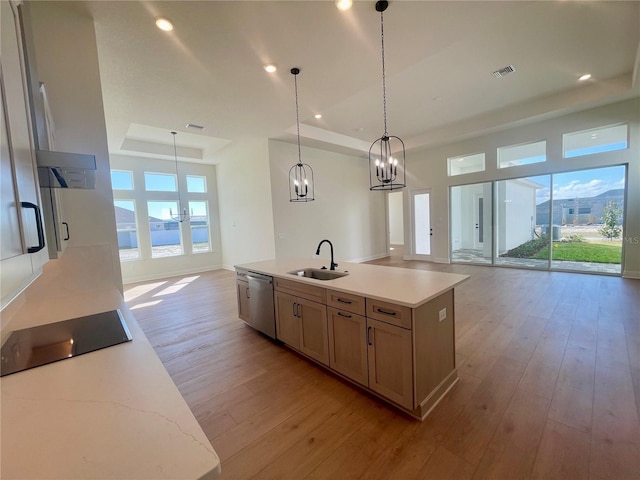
xmin=186 ymin=123 xmax=205 ymax=130
xmin=492 ymin=65 xmax=515 ymax=78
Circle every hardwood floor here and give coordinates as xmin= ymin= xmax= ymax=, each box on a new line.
xmin=124 ymin=260 xmax=640 ymax=480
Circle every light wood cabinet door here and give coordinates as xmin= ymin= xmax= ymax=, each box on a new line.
xmin=298 ymin=297 xmax=328 ymax=366
xmin=275 ymin=291 xmax=300 ymax=349
xmin=236 ymin=279 xmax=250 ymax=322
xmin=328 ymin=307 xmax=367 ymax=386
xmin=367 ymin=318 xmax=413 ymax=410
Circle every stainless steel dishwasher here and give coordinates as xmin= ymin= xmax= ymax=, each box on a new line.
xmin=246 ymin=272 xmax=276 ymax=339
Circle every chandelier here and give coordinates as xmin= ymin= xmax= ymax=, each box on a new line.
xmin=289 ymin=68 xmax=315 ymax=202
xmin=369 ymin=0 xmax=406 ymax=191
xmin=169 ymin=131 xmax=191 ymax=222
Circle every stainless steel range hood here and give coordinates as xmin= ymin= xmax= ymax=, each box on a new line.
xmin=36 ymin=150 xmax=97 ymax=189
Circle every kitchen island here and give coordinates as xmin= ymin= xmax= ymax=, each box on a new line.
xmin=235 ymin=258 xmax=469 ymax=420
xmin=1 ymin=246 xmax=221 ymax=479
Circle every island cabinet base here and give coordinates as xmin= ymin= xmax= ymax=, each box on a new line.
xmin=272 ymin=276 xmax=458 ymax=421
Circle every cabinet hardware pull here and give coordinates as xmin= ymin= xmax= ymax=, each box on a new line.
xmin=292 ymin=302 xmax=297 ymax=318
xmin=20 ymin=202 xmax=46 ymax=253
xmin=337 ymin=298 xmax=352 ymax=304
xmin=367 ymin=326 xmax=372 ymax=345
xmin=296 ymin=303 xmax=301 ymax=318
xmin=246 ymin=288 xmax=250 ymax=299
xmin=376 ymin=307 xmax=396 ymax=316
xmin=337 ymin=312 xmax=352 ymax=318
xmin=62 ymin=222 xmax=70 ymax=240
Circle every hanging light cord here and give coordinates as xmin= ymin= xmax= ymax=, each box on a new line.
xmin=294 ymin=72 xmax=302 ymax=165
xmin=380 ymin=9 xmax=387 ymax=137
xmin=171 ymin=131 xmax=180 ymax=201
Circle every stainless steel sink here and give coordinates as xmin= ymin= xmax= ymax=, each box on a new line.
xmin=288 ymin=268 xmax=348 ymax=281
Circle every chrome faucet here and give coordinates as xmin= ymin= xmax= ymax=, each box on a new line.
xmin=316 ymin=239 xmax=338 ymax=271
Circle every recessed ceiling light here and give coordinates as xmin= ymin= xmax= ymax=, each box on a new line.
xmin=264 ymin=64 xmax=277 ymax=73
xmin=314 ymin=114 xmax=322 ymax=119
xmin=578 ymin=73 xmax=592 ymax=81
xmin=336 ymin=0 xmax=353 ymax=11
xmin=155 ymin=17 xmax=173 ymax=32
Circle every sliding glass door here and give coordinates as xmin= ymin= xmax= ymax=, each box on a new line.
xmin=450 ymin=182 xmax=492 ymax=264
xmin=495 ymin=175 xmax=550 ymax=269
xmin=449 ymin=166 xmax=626 ymax=274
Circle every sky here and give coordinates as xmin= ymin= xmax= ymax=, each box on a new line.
xmin=532 ymin=164 xmax=626 ymax=204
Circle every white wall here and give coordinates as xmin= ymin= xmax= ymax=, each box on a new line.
xmin=109 ymin=154 xmax=222 ymax=283
xmin=268 ymin=140 xmax=387 ymax=264
xmin=406 ymin=98 xmax=640 ymax=277
xmin=388 ymin=191 xmax=404 ymax=246
xmin=215 ymin=139 xmax=276 ymax=269
xmin=29 ymin=2 xmax=122 ymax=291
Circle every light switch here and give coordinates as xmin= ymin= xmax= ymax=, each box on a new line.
xmin=438 ymin=308 xmax=447 ymax=321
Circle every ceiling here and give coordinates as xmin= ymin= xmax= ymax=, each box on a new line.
xmin=79 ymin=0 xmax=640 ymax=164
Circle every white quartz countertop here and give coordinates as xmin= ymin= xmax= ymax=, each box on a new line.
xmin=236 ymin=258 xmax=469 ymax=308
xmin=0 ymin=246 xmax=220 ymax=479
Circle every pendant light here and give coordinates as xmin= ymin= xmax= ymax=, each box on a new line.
xmin=369 ymin=0 xmax=406 ymax=191
xmin=289 ymin=67 xmax=315 ymax=202
xmin=169 ymin=131 xmax=191 ymax=222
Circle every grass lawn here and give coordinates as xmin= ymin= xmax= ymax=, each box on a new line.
xmin=532 ymin=241 xmax=622 ymax=263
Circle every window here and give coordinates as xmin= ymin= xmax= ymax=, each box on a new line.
xmin=148 ymin=201 xmax=183 ymax=258
xmin=447 ymin=153 xmax=485 ymax=176
xmin=498 ymin=141 xmax=546 ymax=169
xmin=187 ymin=175 xmax=207 ymax=193
xmin=189 ymin=201 xmax=211 ymax=253
xmin=144 ymin=172 xmax=177 ymax=192
xmin=111 ymin=170 xmax=133 ymax=190
xmin=563 ymin=124 xmax=628 ymax=158
xmin=114 ymin=200 xmax=139 ymax=260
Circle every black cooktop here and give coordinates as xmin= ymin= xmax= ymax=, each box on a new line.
xmin=0 ymin=309 xmax=132 ymax=377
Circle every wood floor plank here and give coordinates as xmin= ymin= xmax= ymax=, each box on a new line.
xmin=531 ymin=419 xmax=591 ymax=480
xmin=472 ymin=389 xmax=550 ymax=480
xmin=125 ymin=261 xmax=640 ymax=480
xmin=414 ymin=446 xmax=476 ymax=480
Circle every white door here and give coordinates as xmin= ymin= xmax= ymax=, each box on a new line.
xmin=411 ymin=189 xmax=432 ymax=258
xmin=473 ymin=193 xmax=484 ymax=249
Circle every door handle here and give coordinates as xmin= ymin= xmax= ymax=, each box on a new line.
xmin=245 ymin=288 xmax=250 ymax=299
xmin=337 ymin=311 xmax=352 ymax=318
xmin=21 ymin=202 xmax=46 ymax=253
xmin=62 ymin=221 xmax=70 ymax=241
xmin=430 ymin=228 xmax=433 ymax=236
xmin=367 ymin=326 xmax=373 ymax=346
xmin=292 ymin=302 xmax=297 ymax=318
xmin=296 ymin=303 xmax=301 ymax=318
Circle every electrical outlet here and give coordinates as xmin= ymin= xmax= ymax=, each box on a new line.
xmin=438 ymin=308 xmax=447 ymax=322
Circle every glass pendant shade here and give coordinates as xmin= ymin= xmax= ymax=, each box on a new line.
xmin=169 ymin=131 xmax=191 ymax=222
xmin=288 ymin=67 xmax=315 ymax=202
xmin=369 ymin=0 xmax=406 ymax=191
xmin=369 ymin=134 xmax=406 ymax=191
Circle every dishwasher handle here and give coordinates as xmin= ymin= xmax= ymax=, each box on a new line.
xmin=246 ymin=273 xmax=273 ymax=284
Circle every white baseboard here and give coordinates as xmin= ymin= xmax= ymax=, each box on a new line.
xmin=347 ymin=253 xmax=389 ymax=263
xmin=122 ymin=264 xmax=224 ymax=285
xmin=622 ymin=270 xmax=640 ymax=279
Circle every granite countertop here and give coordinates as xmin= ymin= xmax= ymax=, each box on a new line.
xmin=235 ymin=258 xmax=469 ymax=308
xmin=0 ymin=246 xmax=220 ymax=479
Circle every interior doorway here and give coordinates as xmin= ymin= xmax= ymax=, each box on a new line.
xmin=387 ymin=191 xmax=404 ymax=258
xmin=411 ymin=189 xmax=432 ymax=259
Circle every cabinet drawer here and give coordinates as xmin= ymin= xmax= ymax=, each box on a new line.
xmin=326 ymin=289 xmax=365 ymax=316
xmin=274 ymin=277 xmax=326 ymax=304
xmin=366 ymin=298 xmax=412 ymax=329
